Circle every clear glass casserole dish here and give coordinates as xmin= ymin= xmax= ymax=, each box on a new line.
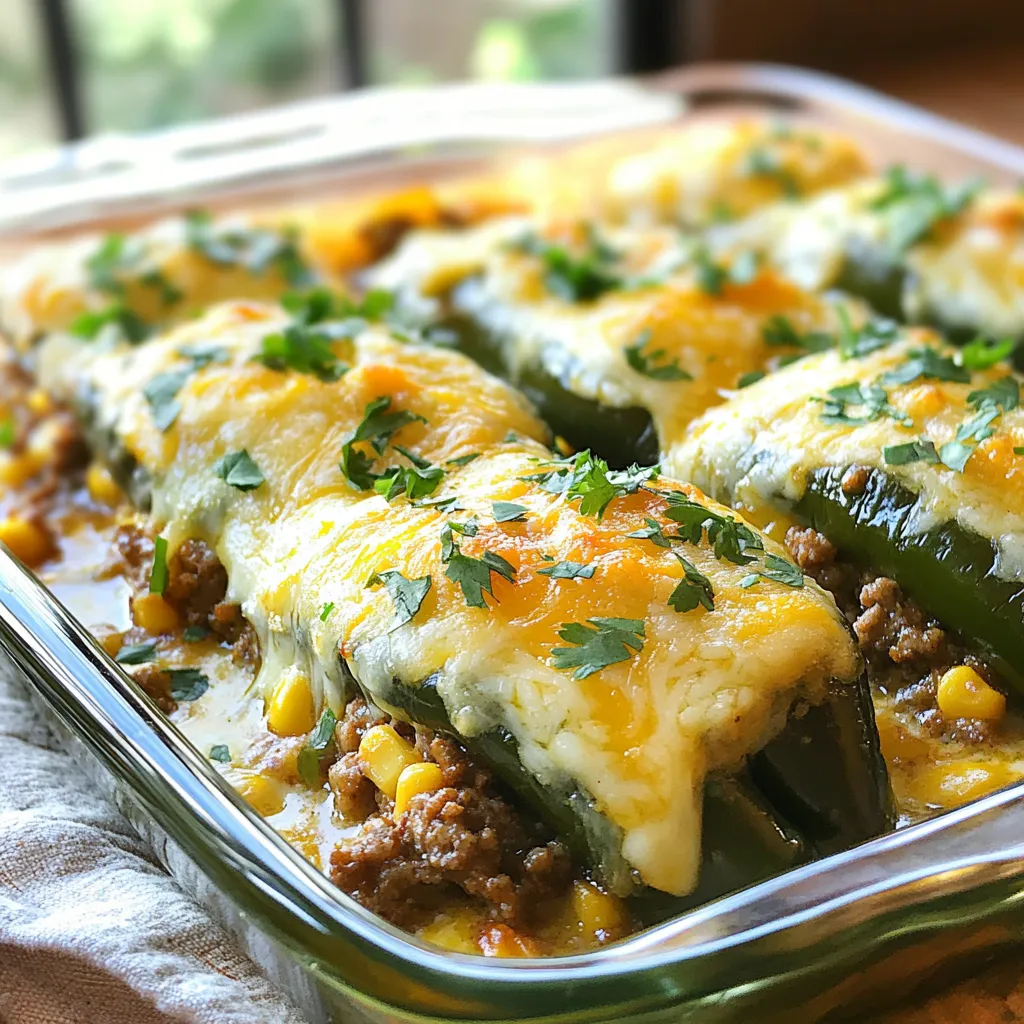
xmin=3 ymin=63 xmax=1024 ymax=1023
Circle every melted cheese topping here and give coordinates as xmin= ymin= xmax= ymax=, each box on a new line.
xmin=374 ymin=216 xmax=860 ymax=449
xmin=37 ymin=301 xmax=860 ymax=896
xmin=667 ymin=330 xmax=1024 ymax=579
xmin=710 ymin=182 xmax=1024 ymax=338
xmin=587 ymin=120 xmax=869 ymax=228
xmin=0 ymin=215 xmax=317 ymax=349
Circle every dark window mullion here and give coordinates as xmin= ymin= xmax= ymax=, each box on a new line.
xmin=337 ymin=0 xmax=368 ymax=89
xmin=613 ymin=0 xmax=690 ymax=74
xmin=37 ymin=0 xmax=85 ymax=142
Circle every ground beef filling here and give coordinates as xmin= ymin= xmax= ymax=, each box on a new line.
xmin=784 ymin=524 xmax=998 ymax=743
xmin=328 ymin=697 xmax=573 ymax=929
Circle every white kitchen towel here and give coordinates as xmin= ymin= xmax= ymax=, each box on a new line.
xmin=0 ymin=666 xmax=307 ymax=1024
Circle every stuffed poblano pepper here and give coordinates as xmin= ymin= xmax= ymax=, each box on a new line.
xmin=706 ymin=170 xmax=1024 ymax=348
xmin=36 ymin=294 xmax=892 ymax=913
xmin=369 ymin=216 xmax=865 ymax=468
xmin=669 ymin=325 xmax=1024 ymax=698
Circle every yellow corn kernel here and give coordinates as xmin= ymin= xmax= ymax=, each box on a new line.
xmin=131 ymin=593 xmax=180 ymax=635
xmin=571 ymin=880 xmax=628 ymax=936
xmin=266 ymin=669 xmax=316 ymax=737
xmin=234 ymin=771 xmax=287 ymax=817
xmin=359 ymin=724 xmax=421 ymax=799
xmin=937 ymin=665 xmax=1006 ymax=721
xmin=26 ymin=388 xmax=51 ymax=416
xmin=95 ymin=628 xmax=124 ymax=659
xmin=0 ymin=452 xmax=40 ymax=489
xmin=394 ymin=761 xmax=444 ymax=817
xmin=25 ymin=420 xmax=62 ymax=468
xmin=86 ymin=462 xmax=123 ymax=506
xmin=0 ymin=516 xmax=51 ymax=567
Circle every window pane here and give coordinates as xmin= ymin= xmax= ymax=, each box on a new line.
xmin=0 ymin=1 xmax=58 ymax=156
xmin=368 ymin=0 xmax=611 ymax=85
xmin=73 ymin=0 xmax=342 ymax=134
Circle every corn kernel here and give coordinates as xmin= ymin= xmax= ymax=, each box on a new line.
xmin=26 ymin=388 xmax=51 ymax=416
xmin=265 ymin=669 xmax=316 ymax=737
xmin=0 ymin=452 xmax=41 ymax=489
xmin=131 ymin=593 xmax=180 ymax=635
xmin=358 ymin=724 xmax=421 ymax=798
xmin=86 ymin=462 xmax=123 ymax=506
xmin=26 ymin=420 xmax=61 ymax=468
xmin=0 ymin=516 xmax=52 ymax=567
xmin=95 ymin=628 xmax=124 ymax=658
xmin=937 ymin=665 xmax=1005 ymax=721
xmin=234 ymin=771 xmax=287 ymax=817
xmin=478 ymin=924 xmax=537 ymax=958
xmin=394 ymin=761 xmax=444 ymax=817
xmin=571 ymin=880 xmax=628 ymax=936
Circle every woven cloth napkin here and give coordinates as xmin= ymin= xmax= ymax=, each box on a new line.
xmin=0 ymin=666 xmax=308 ymax=1024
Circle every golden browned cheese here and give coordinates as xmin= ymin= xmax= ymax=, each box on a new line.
xmin=36 ymin=299 xmax=860 ymax=896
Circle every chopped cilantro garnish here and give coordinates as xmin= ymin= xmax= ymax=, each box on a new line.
xmin=492 ymin=501 xmax=528 ymax=523
xmin=624 ymin=329 xmax=692 ymax=381
xmin=85 ymin=234 xmax=138 ymax=295
xmin=938 ymin=375 xmax=1020 ymax=471
xmin=515 ymin=225 xmax=623 ymax=302
xmin=143 ymin=369 xmax=190 ymax=432
xmin=537 ymin=559 xmax=595 ymax=580
xmin=668 ymin=555 xmax=715 ymax=612
xmin=661 ymin=492 xmax=764 ymax=565
xmin=447 ymin=452 xmax=481 ymax=467
xmin=816 ymin=381 xmax=912 ymax=427
xmin=374 ymin=446 xmax=444 ymax=502
xmin=166 ymin=667 xmax=209 ymax=702
xmin=297 ymin=707 xmax=337 ymax=786
xmin=0 ymin=419 xmax=15 ymax=449
xmin=182 ymin=625 xmax=208 ymax=643
xmin=413 ymin=494 xmax=464 ymax=513
xmin=340 ymin=397 xmax=426 ymax=490
xmin=214 ymin=449 xmax=265 ymax=491
xmin=70 ymin=304 xmax=151 ymax=344
xmin=742 ymin=145 xmax=800 ymax=197
xmin=882 ymin=438 xmax=939 ymax=466
xmin=115 ymin=640 xmax=157 ymax=665
xmin=551 ymin=617 xmax=645 ymax=679
xmin=626 ymin=516 xmax=673 ymax=548
xmin=870 ymin=167 xmax=982 ymax=254
xmin=741 ymin=553 xmax=804 ymax=589
xmin=882 ymin=346 xmax=971 ymax=386
xmin=149 ymin=536 xmax=169 ymax=595
xmin=1015 ymin=447 xmax=1024 ymax=456
xmin=761 ymin=315 xmax=835 ymax=354
xmin=440 ymin=525 xmax=515 ymax=609
xmin=319 ymin=601 xmax=335 ymax=622
xmin=521 ymin=451 xmax=658 ymax=520
xmin=736 ymin=370 xmax=765 ymax=389
xmin=177 ymin=343 xmax=229 ymax=368
xmin=959 ymin=336 xmax=1017 ymax=370
xmin=255 ymin=325 xmax=347 ymax=382
xmin=836 ymin=311 xmax=900 ymax=359
xmin=208 ymin=744 xmax=231 ymax=763
xmin=365 ymin=569 xmax=432 ymax=625
xmin=185 ymin=211 xmax=314 ymax=287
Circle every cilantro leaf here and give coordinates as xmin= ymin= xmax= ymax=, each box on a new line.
xmin=761 ymin=553 xmax=804 ymax=587
xmin=182 ymin=625 xmax=208 ymax=643
xmin=441 ymin=527 xmax=515 ymax=609
xmin=166 ymin=667 xmax=209 ymax=702
xmin=143 ymin=369 xmax=190 ymax=432
xmin=319 ymin=601 xmax=335 ymax=622
xmin=447 ymin=452 xmax=481 ymax=467
xmin=626 ymin=516 xmax=673 ymax=548
xmin=882 ymin=346 xmax=970 ymax=386
xmin=815 ymin=381 xmax=912 ymax=428
xmin=668 ymin=555 xmax=715 ymax=612
xmin=661 ymin=492 xmax=764 ymax=565
xmin=70 ymin=304 xmax=151 ymax=344
xmin=208 ymin=744 xmax=231 ymax=763
xmin=624 ymin=329 xmax=692 ymax=381
xmin=836 ymin=312 xmax=900 ymax=360
xmin=521 ymin=452 xmax=658 ymax=520
xmin=551 ymin=617 xmax=646 ymax=679
xmin=742 ymin=145 xmax=800 ymax=197
xmin=537 ymin=559 xmax=596 ymax=580
xmin=149 ymin=536 xmax=169 ymax=596
xmin=882 ymin=438 xmax=940 ymax=466
xmin=374 ymin=447 xmax=444 ymax=502
xmin=365 ymin=569 xmax=432 ymax=626
xmin=0 ymin=419 xmax=15 ymax=449
xmin=177 ymin=343 xmax=229 ymax=368
xmin=737 ymin=370 xmax=765 ymax=388
xmin=761 ymin=315 xmax=835 ymax=354
xmin=516 ymin=225 xmax=623 ymax=302
xmin=255 ymin=324 xmax=347 ymax=382
xmin=340 ymin=397 xmax=426 ymax=490
xmin=115 ymin=640 xmax=157 ymax=665
xmin=959 ymin=336 xmax=1017 ymax=370
xmin=214 ymin=449 xmax=265 ymax=491
xmin=492 ymin=501 xmax=528 ymax=523
xmin=297 ymin=707 xmax=338 ymax=786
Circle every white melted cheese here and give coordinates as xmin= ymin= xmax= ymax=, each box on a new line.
xmin=668 ymin=330 xmax=1024 ymax=580
xmin=36 ymin=300 xmax=860 ymax=896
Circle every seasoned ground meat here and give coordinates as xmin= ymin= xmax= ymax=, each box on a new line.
xmin=132 ymin=664 xmax=177 ymax=714
xmin=165 ymin=539 xmax=228 ymax=626
xmin=784 ymin=525 xmax=999 ymax=744
xmin=328 ymin=697 xmax=572 ymax=928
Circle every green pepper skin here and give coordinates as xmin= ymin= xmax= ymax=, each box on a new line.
xmin=793 ymin=465 xmax=1024 ymax=696
xmin=750 ymin=672 xmax=895 ymax=856
xmin=442 ymin=283 xmax=659 ymax=469
xmin=367 ymin=666 xmax=890 ymax=905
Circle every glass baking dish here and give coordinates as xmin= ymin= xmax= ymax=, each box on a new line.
xmin=3 ymin=62 xmax=1024 ymax=1023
